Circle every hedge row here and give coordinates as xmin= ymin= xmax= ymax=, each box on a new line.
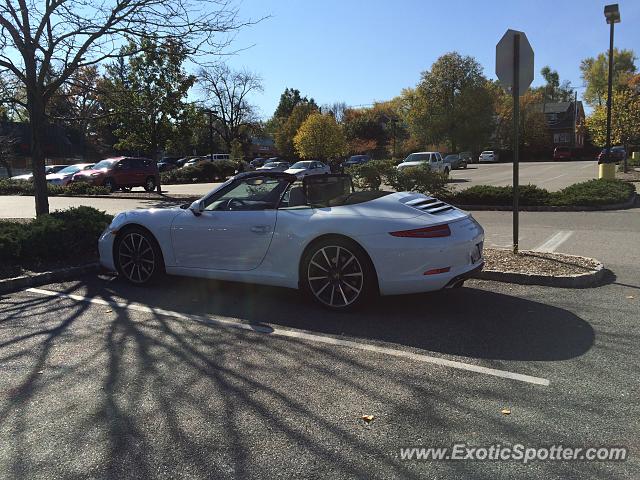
xmin=160 ymin=160 xmax=241 ymax=184
xmin=442 ymin=179 xmax=635 ymax=207
xmin=0 ymin=179 xmax=110 ymax=196
xmin=0 ymin=206 xmax=113 ymax=263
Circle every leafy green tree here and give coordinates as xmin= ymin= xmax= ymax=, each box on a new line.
xmin=294 ymin=113 xmax=346 ymax=160
xmin=275 ymin=103 xmax=318 ymax=160
xmin=273 ymin=88 xmax=317 ymax=119
xmin=100 ymin=38 xmax=195 ymax=158
xmin=405 ymin=52 xmax=495 ymax=152
xmin=536 ymin=66 xmax=574 ymax=102
xmin=492 ymin=84 xmax=551 ymax=152
xmin=586 ymin=75 xmax=640 ymax=149
xmin=580 ymin=49 xmax=637 ymax=107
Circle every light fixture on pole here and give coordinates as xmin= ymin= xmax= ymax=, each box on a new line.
xmin=601 ymin=4 xmax=620 ymax=175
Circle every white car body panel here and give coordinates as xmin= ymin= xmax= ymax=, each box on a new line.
xmin=99 ymin=179 xmax=484 ymax=296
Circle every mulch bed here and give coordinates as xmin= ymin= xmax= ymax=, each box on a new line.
xmin=483 ymin=248 xmax=600 ymax=276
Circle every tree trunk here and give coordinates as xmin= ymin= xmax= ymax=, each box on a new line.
xmin=27 ymin=93 xmax=49 ymax=216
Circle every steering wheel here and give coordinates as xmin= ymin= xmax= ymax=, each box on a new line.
xmin=221 ymin=198 xmax=248 ymax=210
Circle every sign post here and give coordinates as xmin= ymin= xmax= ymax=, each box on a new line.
xmin=496 ymin=29 xmax=534 ymax=254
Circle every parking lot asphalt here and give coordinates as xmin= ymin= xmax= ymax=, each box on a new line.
xmin=1 ymin=269 xmax=638 ymax=479
xmin=448 ymin=160 xmax=598 ymax=192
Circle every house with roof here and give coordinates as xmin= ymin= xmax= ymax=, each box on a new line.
xmin=534 ymin=101 xmax=586 ymax=149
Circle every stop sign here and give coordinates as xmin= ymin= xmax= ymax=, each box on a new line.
xmin=496 ymin=29 xmax=534 ymax=95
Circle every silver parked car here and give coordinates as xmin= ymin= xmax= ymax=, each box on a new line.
xmin=478 ymin=150 xmax=499 ymax=163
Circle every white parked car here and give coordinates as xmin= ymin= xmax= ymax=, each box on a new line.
xmin=396 ymin=152 xmax=449 ymax=175
xmin=256 ymin=161 xmax=291 ymax=172
xmin=479 ymin=150 xmax=499 ymax=162
xmin=284 ymin=160 xmax=331 ymax=179
xmin=99 ymin=172 xmax=485 ymax=310
xmin=11 ymin=165 xmax=68 ymax=181
xmin=46 ymin=163 xmax=94 ymax=186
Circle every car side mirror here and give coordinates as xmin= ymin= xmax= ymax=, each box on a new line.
xmin=189 ymin=200 xmax=204 ymax=216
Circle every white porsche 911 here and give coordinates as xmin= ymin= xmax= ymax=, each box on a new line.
xmin=99 ymin=172 xmax=484 ymax=310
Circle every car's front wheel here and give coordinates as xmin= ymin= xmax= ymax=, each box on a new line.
xmin=114 ymin=227 xmax=164 ymax=284
xmin=301 ymin=238 xmax=376 ymax=310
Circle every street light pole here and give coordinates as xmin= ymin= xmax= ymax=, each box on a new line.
xmin=603 ymin=4 xmax=620 ymax=170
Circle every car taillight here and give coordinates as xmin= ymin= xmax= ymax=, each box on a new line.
xmin=389 ymin=223 xmax=451 ymax=238
xmin=424 ymin=267 xmax=451 ymax=275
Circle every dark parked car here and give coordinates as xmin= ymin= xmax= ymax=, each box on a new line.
xmin=443 ymin=153 xmax=468 ymax=169
xmin=157 ymin=157 xmax=181 ymax=172
xmin=249 ymin=158 xmax=267 ymax=170
xmin=341 ymin=155 xmax=371 ymax=169
xmin=71 ymin=156 xmax=160 ymax=192
xmin=597 ymin=146 xmax=626 ymax=163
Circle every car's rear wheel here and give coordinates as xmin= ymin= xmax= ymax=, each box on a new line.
xmin=144 ymin=176 xmax=156 ymax=192
xmin=103 ymin=178 xmax=116 ymax=192
xmin=302 ymin=238 xmax=376 ymax=310
xmin=115 ymin=227 xmax=164 ymax=285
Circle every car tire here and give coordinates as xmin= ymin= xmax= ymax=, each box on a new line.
xmin=114 ymin=226 xmax=164 ymax=285
xmin=103 ymin=178 xmax=116 ymax=192
xmin=462 ymin=162 xmax=468 ymax=169
xmin=444 ymin=167 xmax=450 ymax=176
xmin=144 ymin=176 xmax=156 ymax=192
xmin=301 ymin=237 xmax=376 ymax=311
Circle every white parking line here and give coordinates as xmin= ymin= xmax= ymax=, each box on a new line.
xmin=533 ymin=231 xmax=574 ymax=252
xmin=538 ymin=173 xmax=567 ymax=185
xmin=26 ymin=287 xmax=550 ymax=386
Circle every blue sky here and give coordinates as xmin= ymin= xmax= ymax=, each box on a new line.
xmin=221 ymin=0 xmax=640 ymax=119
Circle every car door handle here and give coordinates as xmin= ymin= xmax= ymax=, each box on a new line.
xmin=250 ymin=225 xmax=270 ymax=234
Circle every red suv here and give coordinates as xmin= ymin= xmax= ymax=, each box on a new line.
xmin=71 ymin=157 xmax=159 ymax=192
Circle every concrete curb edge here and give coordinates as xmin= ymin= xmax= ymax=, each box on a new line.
xmin=0 ymin=263 xmax=100 ymax=294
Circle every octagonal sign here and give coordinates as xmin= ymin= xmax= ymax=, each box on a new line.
xmin=496 ymin=29 xmax=534 ymax=95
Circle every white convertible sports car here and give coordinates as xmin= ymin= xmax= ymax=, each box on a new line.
xmin=99 ymin=172 xmax=484 ymax=310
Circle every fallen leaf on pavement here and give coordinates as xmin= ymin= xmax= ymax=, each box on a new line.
xmin=501 ymin=408 xmax=511 ymax=415
xmin=37 ymin=370 xmax=44 ymax=374
xmin=626 ymin=296 xmax=634 ymax=299
xmin=362 ymin=415 xmax=375 ymax=423
xmin=105 ymin=309 xmax=112 ymax=313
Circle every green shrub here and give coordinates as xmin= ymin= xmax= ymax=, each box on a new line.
xmin=0 ymin=206 xmax=113 ymax=263
xmin=346 ymin=160 xmax=395 ymax=190
xmin=160 ymin=160 xmax=236 ymax=184
xmin=444 ymin=179 xmax=634 ymax=207
xmin=554 ymin=179 xmax=635 ymax=206
xmin=0 ymin=178 xmax=110 ymax=196
xmin=386 ymin=165 xmax=448 ymax=196
xmin=447 ymin=184 xmax=553 ymax=206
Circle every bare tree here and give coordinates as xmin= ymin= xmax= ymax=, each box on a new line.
xmin=0 ymin=0 xmax=258 ymax=215
xmin=198 ymin=64 xmax=262 ymax=151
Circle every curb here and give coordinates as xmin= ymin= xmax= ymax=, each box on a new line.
xmin=0 ymin=263 xmax=100 ymax=294
xmin=453 ymin=193 xmax=637 ymax=212
xmin=472 ymin=255 xmax=606 ymax=288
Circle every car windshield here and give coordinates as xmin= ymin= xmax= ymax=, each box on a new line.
xmin=444 ymin=155 xmax=458 ymax=161
xmin=290 ymin=161 xmax=313 ymax=169
xmin=347 ymin=156 xmax=367 ymax=162
xmin=92 ymin=159 xmax=116 ymax=169
xmin=403 ymin=153 xmax=430 ymax=163
xmin=481 ymin=151 xmax=493 ymax=155
xmin=262 ymin=162 xmax=280 ymax=168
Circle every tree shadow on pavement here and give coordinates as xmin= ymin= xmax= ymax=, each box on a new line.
xmin=92 ymin=273 xmax=594 ymax=362
xmin=0 ymin=277 xmax=621 ymax=480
